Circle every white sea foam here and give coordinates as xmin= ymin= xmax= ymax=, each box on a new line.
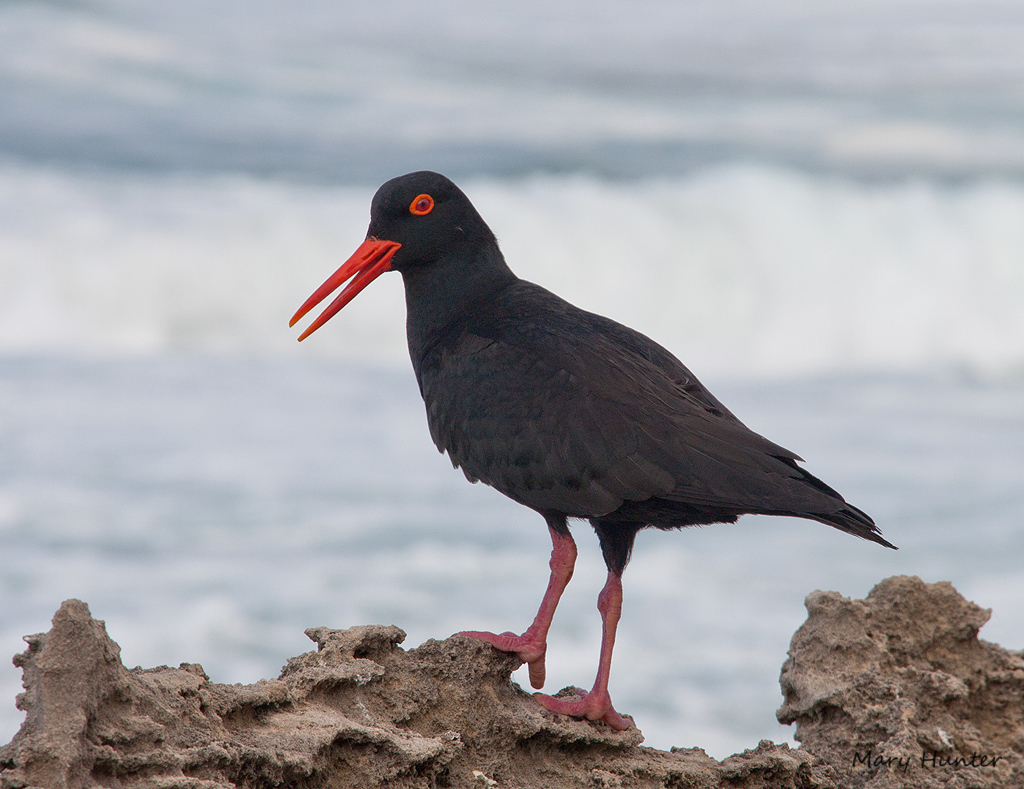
xmin=1 ymin=163 xmax=1022 ymax=377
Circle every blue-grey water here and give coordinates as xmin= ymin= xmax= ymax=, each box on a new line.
xmin=2 ymin=0 xmax=1024 ymax=757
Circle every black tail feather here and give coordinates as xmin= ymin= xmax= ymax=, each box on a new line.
xmin=776 ymin=456 xmax=897 ymax=549
xmin=809 ymin=502 xmax=897 ymax=550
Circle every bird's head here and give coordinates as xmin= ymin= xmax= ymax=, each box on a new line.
xmin=290 ymin=171 xmax=497 ymax=341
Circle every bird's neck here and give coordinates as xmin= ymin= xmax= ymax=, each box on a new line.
xmin=401 ymin=243 xmax=517 ymax=374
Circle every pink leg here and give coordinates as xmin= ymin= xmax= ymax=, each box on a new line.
xmin=535 ymin=571 xmax=632 ymax=730
xmin=459 ymin=527 xmax=576 ymax=689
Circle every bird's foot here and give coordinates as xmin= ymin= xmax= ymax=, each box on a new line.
xmin=457 ymin=629 xmax=547 ymax=688
xmin=534 ymin=687 xmax=632 ymax=731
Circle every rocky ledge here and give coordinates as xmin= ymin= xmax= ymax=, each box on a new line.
xmin=2 ymin=576 xmax=1022 ymax=789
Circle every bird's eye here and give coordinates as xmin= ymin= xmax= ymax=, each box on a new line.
xmin=409 ymin=194 xmax=434 ymax=216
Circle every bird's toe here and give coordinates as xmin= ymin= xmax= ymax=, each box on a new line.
xmin=534 ymin=688 xmax=632 ymax=731
xmin=457 ymin=629 xmax=548 ymax=687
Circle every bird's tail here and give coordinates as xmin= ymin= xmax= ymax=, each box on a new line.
xmin=776 ymin=456 xmax=897 ymax=549
xmin=809 ymin=502 xmax=897 ymax=550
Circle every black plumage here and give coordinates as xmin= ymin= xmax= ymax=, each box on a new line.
xmin=414 ymin=276 xmax=891 ymax=572
xmin=291 ymin=170 xmax=895 ymax=730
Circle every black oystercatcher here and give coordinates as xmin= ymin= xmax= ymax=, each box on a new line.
xmin=290 ymin=171 xmax=896 ymax=731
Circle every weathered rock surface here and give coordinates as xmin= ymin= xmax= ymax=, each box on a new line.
xmin=779 ymin=575 xmax=1024 ymax=788
xmin=1 ymin=576 xmax=1021 ymax=788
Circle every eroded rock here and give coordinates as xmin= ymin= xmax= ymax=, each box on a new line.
xmin=1 ymin=577 xmax=1021 ymax=788
xmin=779 ymin=575 xmax=1024 ymax=788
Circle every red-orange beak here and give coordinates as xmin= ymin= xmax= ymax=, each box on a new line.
xmin=290 ymin=238 xmax=402 ymax=341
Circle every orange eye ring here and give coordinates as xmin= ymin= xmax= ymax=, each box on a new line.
xmin=409 ymin=194 xmax=434 ymax=215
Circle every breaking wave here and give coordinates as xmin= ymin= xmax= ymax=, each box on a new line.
xmin=2 ymin=163 xmax=1022 ymax=378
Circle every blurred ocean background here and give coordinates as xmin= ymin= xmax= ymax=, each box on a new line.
xmin=2 ymin=0 xmax=1024 ymax=757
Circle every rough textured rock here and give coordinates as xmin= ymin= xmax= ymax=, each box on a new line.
xmin=0 ymin=601 xmax=826 ymax=789
xmin=779 ymin=575 xmax=1024 ymax=788
xmin=1 ymin=576 xmax=1021 ymax=788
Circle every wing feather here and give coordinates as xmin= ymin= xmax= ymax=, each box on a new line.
xmin=416 ymin=281 xmax=835 ymax=520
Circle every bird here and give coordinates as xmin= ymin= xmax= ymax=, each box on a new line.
xmin=290 ymin=170 xmax=896 ymax=731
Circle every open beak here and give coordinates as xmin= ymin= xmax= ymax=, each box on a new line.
xmin=290 ymin=238 xmax=402 ymax=341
